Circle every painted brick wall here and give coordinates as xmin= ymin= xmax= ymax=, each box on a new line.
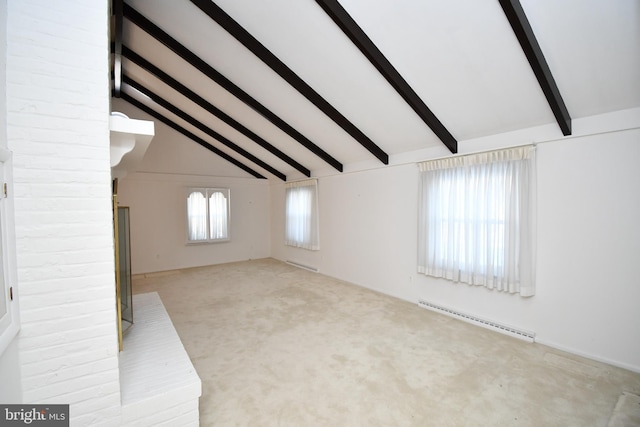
xmin=5 ymin=0 xmax=122 ymax=425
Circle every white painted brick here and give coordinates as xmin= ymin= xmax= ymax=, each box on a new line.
xmin=74 ymin=406 xmax=123 ymax=427
xmin=8 ymin=140 xmax=109 ymax=159
xmin=22 ymin=379 xmax=120 ymax=407
xmin=6 ymin=0 xmax=121 ymax=424
xmin=14 ymin=199 xmax=113 ymax=217
xmin=17 ymin=265 xmax=115 ymax=284
xmin=18 ymin=325 xmax=117 ymax=353
xmin=22 ymin=371 xmax=120 ymax=403
xmin=12 ymin=170 xmax=111 ymax=183
xmin=19 ymin=342 xmax=118 ymax=372
xmin=21 ymin=301 xmax=116 ymax=326
xmin=11 ymin=208 xmax=114 ymax=226
xmin=26 ymin=382 xmax=122 ymax=425
xmin=19 ymin=184 xmax=113 ymax=199
xmin=18 ymin=327 xmax=117 ymax=361
xmin=21 ymin=355 xmax=119 ymax=390
xmin=17 ymin=306 xmax=116 ymax=328
xmin=23 ymin=348 xmax=120 ymax=374
xmin=14 ymin=275 xmax=115 ymax=297
xmin=16 ymin=223 xmax=115 ymax=240
xmin=121 ymin=293 xmax=201 ymax=426
xmin=18 ymin=250 xmax=114 ymax=269
xmin=72 ymin=400 xmax=123 ymax=427
xmin=12 ymin=157 xmax=110 ymax=173
xmin=16 ymin=221 xmax=110 ymax=237
xmin=124 ymin=400 xmax=200 ymax=427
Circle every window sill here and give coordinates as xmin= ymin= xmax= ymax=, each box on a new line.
xmin=186 ymin=239 xmax=230 ymax=246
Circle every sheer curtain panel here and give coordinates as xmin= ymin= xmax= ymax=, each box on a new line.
xmin=187 ymin=190 xmax=207 ymax=241
xmin=285 ymin=179 xmax=320 ymax=250
xmin=209 ymin=191 xmax=229 ymax=240
xmin=417 ymin=146 xmax=536 ymax=296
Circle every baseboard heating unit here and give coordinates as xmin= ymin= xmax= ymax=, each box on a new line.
xmin=418 ymin=299 xmax=535 ymax=343
xmin=285 ymin=260 xmax=319 ymax=273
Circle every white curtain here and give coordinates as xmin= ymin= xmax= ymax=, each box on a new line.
xmin=285 ymin=179 xmax=319 ymax=250
xmin=417 ymin=146 xmax=536 ymax=296
xmin=187 ymin=190 xmax=207 ymax=241
xmin=209 ymin=191 xmax=228 ymax=240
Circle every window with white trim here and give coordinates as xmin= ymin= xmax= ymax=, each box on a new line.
xmin=285 ymin=179 xmax=319 ymax=250
xmin=417 ymin=146 xmax=536 ymax=296
xmin=186 ymin=188 xmax=230 ymax=243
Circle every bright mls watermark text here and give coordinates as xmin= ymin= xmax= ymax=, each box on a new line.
xmin=1 ymin=405 xmax=69 ymax=426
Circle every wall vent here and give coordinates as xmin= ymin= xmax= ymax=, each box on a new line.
xmin=417 ymin=299 xmax=535 ymax=342
xmin=285 ymin=260 xmax=319 ymax=273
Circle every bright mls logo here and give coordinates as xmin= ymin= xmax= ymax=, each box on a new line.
xmin=1 ymin=405 xmax=69 ymax=426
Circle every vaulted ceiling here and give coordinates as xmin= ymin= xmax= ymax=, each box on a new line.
xmin=111 ymin=0 xmax=640 ymax=181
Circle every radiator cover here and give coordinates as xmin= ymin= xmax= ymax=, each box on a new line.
xmin=418 ymin=299 xmax=535 ymax=342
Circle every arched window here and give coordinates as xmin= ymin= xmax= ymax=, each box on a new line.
xmin=186 ymin=188 xmax=230 ymax=243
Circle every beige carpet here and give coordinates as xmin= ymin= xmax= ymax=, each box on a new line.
xmin=132 ymin=258 xmax=640 ymax=426
xmin=607 ymin=392 xmax=640 ymax=427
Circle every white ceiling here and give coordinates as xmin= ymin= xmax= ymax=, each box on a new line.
xmin=113 ymin=0 xmax=640 ymax=181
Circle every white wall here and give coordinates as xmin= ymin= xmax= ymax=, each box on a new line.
xmin=271 ymin=164 xmax=419 ymax=297
xmin=4 ymin=0 xmax=122 ymax=423
xmin=534 ymin=127 xmax=640 ymax=369
xmin=118 ymin=173 xmax=270 ymax=275
xmin=111 ymin=95 xmax=272 ymax=275
xmin=271 ymin=108 xmax=640 ymax=373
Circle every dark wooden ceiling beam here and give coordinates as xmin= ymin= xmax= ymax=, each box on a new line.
xmin=119 ymin=92 xmax=267 ymax=179
xmin=121 ymin=46 xmax=310 ymax=177
xmin=499 ymin=0 xmax=571 ymax=135
xmin=189 ymin=0 xmax=390 ymax=165
xmin=316 ymin=0 xmax=457 ymax=154
xmin=112 ymin=0 xmax=123 ymax=97
xmin=122 ymin=3 xmax=344 ymax=173
xmin=123 ymin=75 xmax=288 ymax=181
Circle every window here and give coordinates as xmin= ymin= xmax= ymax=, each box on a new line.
xmin=417 ymin=146 xmax=536 ymax=296
xmin=186 ymin=188 xmax=230 ymax=243
xmin=0 ymin=147 xmax=19 ymax=355
xmin=285 ymin=179 xmax=319 ymax=250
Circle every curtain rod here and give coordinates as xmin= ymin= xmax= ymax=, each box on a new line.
xmin=418 ymin=124 xmax=639 ymax=165
xmin=419 ymin=143 xmax=535 ymax=165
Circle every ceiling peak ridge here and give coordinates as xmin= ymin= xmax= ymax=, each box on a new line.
xmin=122 ymin=45 xmax=311 ymax=177
xmin=122 ymin=75 xmax=289 ymax=181
xmin=122 ymin=2 xmax=345 ymax=173
xmin=119 ymin=92 xmax=268 ymax=180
